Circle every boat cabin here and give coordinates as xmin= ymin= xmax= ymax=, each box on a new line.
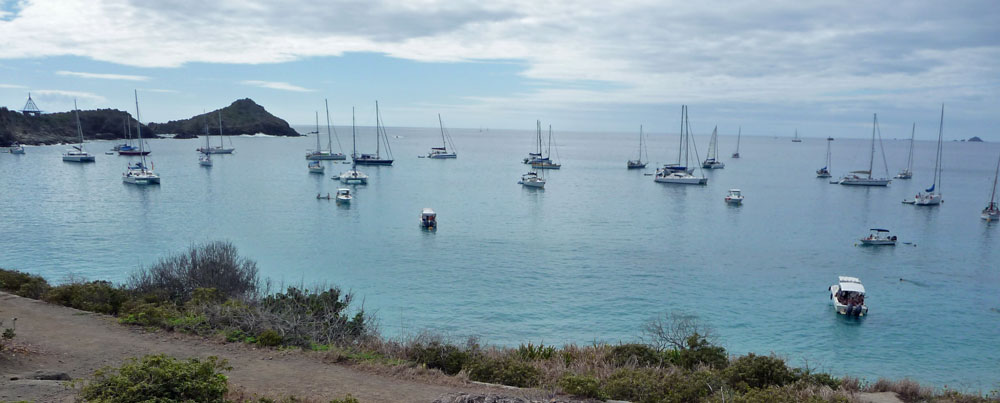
xmin=420 ymin=208 xmax=437 ymax=228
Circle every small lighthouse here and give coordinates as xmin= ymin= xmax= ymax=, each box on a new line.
xmin=20 ymin=93 xmax=41 ymax=117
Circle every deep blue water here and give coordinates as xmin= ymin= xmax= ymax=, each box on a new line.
xmin=1 ymin=125 xmax=998 ymax=390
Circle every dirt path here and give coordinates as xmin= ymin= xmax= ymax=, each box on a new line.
xmin=0 ymin=292 xmax=511 ymax=402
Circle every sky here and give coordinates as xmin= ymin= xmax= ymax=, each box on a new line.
xmin=1 ymin=0 xmax=998 ymax=140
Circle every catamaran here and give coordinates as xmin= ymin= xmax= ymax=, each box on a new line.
xmin=817 ymin=137 xmax=832 ymax=178
xmin=655 ymin=105 xmax=707 ymax=185
xmin=895 ymin=123 xmax=915 ymax=179
xmin=306 ymin=100 xmax=346 ymax=160
xmin=196 ymin=110 xmax=235 ymax=154
xmin=913 ymin=106 xmax=945 ymax=206
xmin=983 ymin=151 xmax=1000 ymax=221
xmin=731 ymin=127 xmax=741 ymax=158
xmin=627 ymin=125 xmax=648 ymax=169
xmin=701 ymin=125 xmax=724 ymax=169
xmin=352 ymin=101 xmax=394 ymax=165
xmin=62 ymin=100 xmax=96 ymax=163
xmin=428 ymin=114 xmax=457 ymax=159
xmin=122 ymin=90 xmax=160 ymax=185
xmin=339 ymin=107 xmax=369 ymax=184
xmin=838 ymin=114 xmax=890 ymax=186
xmin=531 ymin=124 xmax=561 ymax=169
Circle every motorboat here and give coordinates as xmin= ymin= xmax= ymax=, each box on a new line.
xmin=199 ymin=153 xmax=213 ymax=167
xmin=9 ymin=143 xmax=25 ymax=154
xmin=62 ymin=101 xmax=96 ymax=163
xmin=829 ymin=276 xmax=868 ymax=317
xmin=420 ymin=208 xmax=437 ymax=228
xmin=308 ymin=160 xmax=324 ymax=174
xmin=724 ymin=189 xmax=744 ymax=204
xmin=518 ymin=171 xmax=546 ymax=188
xmin=336 ymin=188 xmax=352 ymax=204
xmin=860 ymin=229 xmax=896 ymax=246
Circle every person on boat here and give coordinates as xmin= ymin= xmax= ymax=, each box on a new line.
xmin=327 ymin=193 xmax=331 ymax=199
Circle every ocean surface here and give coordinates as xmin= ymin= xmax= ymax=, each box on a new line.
xmin=2 ymin=124 xmax=998 ymax=390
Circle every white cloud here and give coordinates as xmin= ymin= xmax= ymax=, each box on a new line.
xmin=32 ymin=89 xmax=107 ymax=104
xmin=241 ymin=80 xmax=314 ymax=92
xmin=141 ymin=88 xmax=179 ymax=93
xmin=56 ymin=70 xmax=149 ymax=81
xmin=0 ymin=83 xmax=26 ymax=88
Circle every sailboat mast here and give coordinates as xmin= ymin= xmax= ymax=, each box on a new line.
xmin=546 ymin=125 xmax=553 ymax=158
xmin=438 ymin=113 xmax=446 ymax=149
xmin=351 ymin=107 xmax=357 ymax=165
xmin=134 ymin=90 xmax=145 ymax=166
xmin=73 ymin=99 xmax=83 ymax=146
xmin=735 ymin=126 xmax=741 ymax=153
xmin=638 ymin=125 xmax=643 ymax=161
xmin=217 ymin=110 xmax=224 ymax=148
xmin=324 ymin=99 xmax=334 ymax=153
xmin=906 ymin=123 xmax=915 ymax=172
xmin=934 ymin=105 xmax=944 ymax=191
xmin=868 ymin=114 xmax=877 ymax=179
xmin=314 ymin=111 xmax=320 ymax=151
xmin=536 ymin=120 xmax=542 ymax=155
xmin=677 ymin=106 xmax=684 ymax=164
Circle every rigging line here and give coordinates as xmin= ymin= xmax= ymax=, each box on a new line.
xmin=876 ymin=116 xmax=890 ymax=178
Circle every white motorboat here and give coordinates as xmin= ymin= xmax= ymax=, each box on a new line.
xmin=829 ymin=276 xmax=868 ymax=317
xmin=817 ymin=137 xmax=832 ymax=178
xmin=308 ymin=160 xmax=324 ymax=174
xmin=9 ymin=143 xmax=25 ymax=154
xmin=519 ymin=171 xmax=546 ymax=188
xmin=701 ymin=126 xmax=725 ymax=169
xmin=198 ymin=153 xmax=213 ymax=167
xmin=655 ymin=105 xmax=707 ymax=185
xmin=420 ymin=208 xmax=437 ymax=228
xmin=983 ymin=151 xmax=1000 ymax=221
xmin=336 ymin=188 xmax=352 ymax=204
xmin=197 ymin=110 xmax=235 ymax=154
xmin=62 ymin=101 xmax=96 ymax=163
xmin=895 ymin=123 xmax=915 ymax=179
xmin=914 ymin=106 xmax=946 ymax=206
xmin=627 ymin=125 xmax=648 ymax=169
xmin=839 ymin=114 xmax=891 ymax=186
xmin=860 ymin=228 xmax=896 ymax=246
xmin=306 ymin=101 xmax=347 ymax=160
xmin=724 ymin=189 xmax=744 ymax=204
xmin=122 ymin=91 xmax=160 ymax=186
xmin=428 ymin=114 xmax=458 ymax=159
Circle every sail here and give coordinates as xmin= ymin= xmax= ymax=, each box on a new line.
xmin=926 ymin=184 xmax=935 ymax=193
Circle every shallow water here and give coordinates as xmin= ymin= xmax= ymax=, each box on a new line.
xmin=1 ymin=125 xmax=998 ymax=389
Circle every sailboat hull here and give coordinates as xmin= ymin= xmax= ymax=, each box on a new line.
xmin=306 ymin=153 xmax=347 ymax=160
xmin=702 ymin=161 xmax=725 ymax=169
xmin=914 ymin=193 xmax=942 ymax=205
xmin=654 ymin=173 xmax=707 ymax=185
xmin=839 ymin=178 xmax=890 ymax=186
xmin=428 ymin=152 xmax=457 ymax=159
xmin=118 ymin=150 xmax=150 ymax=156
xmin=62 ymin=155 xmax=95 ymax=162
xmin=627 ymin=161 xmax=646 ymax=169
xmin=895 ymin=171 xmax=912 ymax=179
xmin=353 ymin=158 xmax=393 ymax=165
xmin=198 ymin=147 xmax=234 ymax=154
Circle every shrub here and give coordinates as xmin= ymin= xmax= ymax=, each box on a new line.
xmin=80 ymin=354 xmax=231 ymax=402
xmin=608 ymin=343 xmax=666 ymax=367
xmin=516 ymin=342 xmax=555 ymax=361
xmin=603 ymin=368 xmax=669 ymax=403
xmin=330 ymin=395 xmax=360 ymax=403
xmin=793 ymin=368 xmax=842 ymax=389
xmin=558 ymin=374 xmax=605 ymax=399
xmin=409 ymin=341 xmax=469 ymax=375
xmin=1 ymin=318 xmax=14 ymax=351
xmin=466 ymin=356 xmax=541 ymax=388
xmin=42 ymin=280 xmax=129 ymax=315
xmin=732 ymin=385 xmax=827 ymax=403
xmin=258 ymin=329 xmax=283 ymax=347
xmin=127 ymin=241 xmax=259 ymax=304
xmin=118 ymin=302 xmax=181 ymax=328
xmin=677 ymin=334 xmax=728 ymax=369
xmin=725 ymin=353 xmax=795 ymax=391
xmin=0 ymin=268 xmax=50 ymax=298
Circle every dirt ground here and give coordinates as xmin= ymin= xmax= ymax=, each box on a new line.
xmin=0 ymin=292 xmax=549 ymax=402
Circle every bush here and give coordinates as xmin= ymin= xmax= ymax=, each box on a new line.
xmin=794 ymin=368 xmax=842 ymax=389
xmin=608 ymin=343 xmax=666 ymax=367
xmin=732 ymin=385 xmax=828 ymax=403
xmin=80 ymin=354 xmax=231 ymax=402
xmin=0 ymin=268 xmax=50 ymax=298
xmin=725 ymin=353 xmax=795 ymax=391
xmin=257 ymin=329 xmax=283 ymax=347
xmin=603 ymin=367 xmax=712 ymax=403
xmin=1 ymin=318 xmax=14 ymax=351
xmin=677 ymin=334 xmax=728 ymax=370
xmin=466 ymin=356 xmax=541 ymax=388
xmin=558 ymin=374 xmax=605 ymax=399
xmin=42 ymin=280 xmax=130 ymax=315
xmin=330 ymin=395 xmax=360 ymax=403
xmin=119 ymin=302 xmax=181 ymax=328
xmin=409 ymin=341 xmax=469 ymax=375
xmin=127 ymin=241 xmax=259 ymax=304
xmin=516 ymin=342 xmax=555 ymax=361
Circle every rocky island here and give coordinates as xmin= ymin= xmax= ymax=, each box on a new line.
xmin=148 ymin=98 xmax=299 ymax=139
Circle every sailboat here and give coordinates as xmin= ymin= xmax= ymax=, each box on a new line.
xmin=339 ymin=107 xmax=369 ymax=184
xmin=117 ymin=112 xmax=150 ymax=156
xmin=352 ymin=101 xmax=394 ymax=165
xmin=655 ymin=105 xmax=707 ymax=185
xmin=982 ymin=151 xmax=1000 ymax=221
xmin=731 ymin=127 xmax=741 ymax=158
xmin=895 ymin=123 xmax=915 ymax=179
xmin=122 ymin=90 xmax=160 ymax=185
xmin=198 ymin=126 xmax=213 ymax=167
xmin=197 ymin=111 xmax=235 ymax=154
xmin=838 ymin=114 xmax=890 ymax=186
xmin=701 ymin=125 xmax=724 ymax=169
xmin=816 ymin=137 xmax=832 ymax=177
xmin=306 ymin=100 xmax=346 ymax=160
xmin=914 ymin=105 xmax=945 ymax=205
xmin=792 ymin=130 xmax=802 ymax=142
xmin=523 ymin=120 xmax=545 ymax=164
xmin=531 ymin=124 xmax=561 ymax=169
xmin=662 ymin=106 xmax=694 ymax=175
xmin=627 ymin=125 xmax=648 ymax=169
xmin=428 ymin=114 xmax=457 ymax=158
xmin=62 ymin=100 xmax=96 ymax=163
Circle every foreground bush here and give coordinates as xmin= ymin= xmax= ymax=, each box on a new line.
xmin=409 ymin=340 xmax=470 ymax=375
xmin=43 ymin=280 xmax=130 ymax=315
xmin=128 ymin=241 xmax=260 ymax=304
xmin=0 ymin=268 xmax=50 ymax=298
xmin=466 ymin=356 xmax=541 ymax=388
xmin=80 ymin=354 xmax=230 ymax=403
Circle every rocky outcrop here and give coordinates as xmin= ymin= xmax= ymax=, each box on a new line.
xmin=968 ymin=136 xmax=984 ymax=142
xmin=0 ymin=107 xmax=154 ymax=146
xmin=147 ymin=99 xmax=299 ymax=138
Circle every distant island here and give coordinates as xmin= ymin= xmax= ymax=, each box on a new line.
xmin=0 ymin=98 xmax=298 ymax=146
xmin=968 ymin=136 xmax=983 ymax=142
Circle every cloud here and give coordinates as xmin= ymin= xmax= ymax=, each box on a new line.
xmin=32 ymin=89 xmax=107 ymax=103
xmin=56 ymin=70 xmax=149 ymax=81
xmin=241 ymin=80 xmax=314 ymax=92
xmin=140 ymin=88 xmax=179 ymax=93
xmin=0 ymin=83 xmax=26 ymax=89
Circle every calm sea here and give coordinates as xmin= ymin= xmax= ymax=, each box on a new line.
xmin=1 ymin=124 xmax=998 ymax=389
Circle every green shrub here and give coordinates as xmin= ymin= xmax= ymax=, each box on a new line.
xmin=516 ymin=342 xmax=555 ymax=361
xmin=793 ymin=368 xmax=842 ymax=389
xmin=466 ymin=356 xmax=541 ymax=388
xmin=558 ymin=374 xmax=606 ymax=399
xmin=603 ymin=367 xmax=712 ymax=403
xmin=725 ymin=353 xmax=795 ymax=391
xmin=0 ymin=268 xmax=50 ymax=298
xmin=258 ymin=329 xmax=283 ymax=347
xmin=409 ymin=341 xmax=469 ymax=375
xmin=80 ymin=354 xmax=231 ymax=402
xmin=608 ymin=343 xmax=666 ymax=367
xmin=42 ymin=280 xmax=130 ymax=315
xmin=677 ymin=334 xmax=728 ymax=369
xmin=127 ymin=241 xmax=259 ymax=304
xmin=118 ymin=303 xmax=180 ymax=327
xmin=329 ymin=395 xmax=360 ymax=403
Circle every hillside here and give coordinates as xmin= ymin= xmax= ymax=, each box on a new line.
xmin=147 ymin=98 xmax=299 ymax=138
xmin=0 ymin=107 xmax=155 ymax=146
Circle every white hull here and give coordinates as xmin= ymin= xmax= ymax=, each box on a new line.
xmin=339 ymin=170 xmax=368 ymax=184
xmin=63 ymin=155 xmax=95 ymax=162
xmin=428 ymin=152 xmax=457 ymax=159
xmin=702 ymin=161 xmax=725 ymax=169
xmin=895 ymin=171 xmax=912 ymax=179
xmin=198 ymin=147 xmax=235 ymax=154
xmin=655 ymin=173 xmax=707 ymax=185
xmin=306 ymin=152 xmax=347 ymax=160
xmin=913 ymin=193 xmax=942 ymax=205
xmin=122 ymin=172 xmax=160 ymax=185
xmin=860 ymin=239 xmax=895 ymax=246
xmin=199 ymin=160 xmax=213 ymax=167
xmin=982 ymin=211 xmax=1000 ymax=221
xmin=336 ymin=196 xmax=351 ymax=203
xmin=309 ymin=167 xmax=325 ymax=174
xmin=725 ymin=197 xmax=743 ymax=204
xmin=520 ymin=179 xmax=545 ymax=188
xmin=839 ymin=177 xmax=890 ymax=186
xmin=830 ymin=285 xmax=868 ymax=316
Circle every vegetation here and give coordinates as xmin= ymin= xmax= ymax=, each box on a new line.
xmin=80 ymin=354 xmax=231 ymax=403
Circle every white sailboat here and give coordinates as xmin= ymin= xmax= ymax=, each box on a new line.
xmin=307 ymin=100 xmax=347 ymax=160
xmin=339 ymin=107 xmax=368 ymax=184
xmin=531 ymin=124 xmax=561 ymax=169
xmin=895 ymin=123 xmax=915 ymax=179
xmin=428 ymin=114 xmax=457 ymax=158
xmin=627 ymin=125 xmax=648 ymax=169
xmin=352 ymin=101 xmax=394 ymax=165
xmin=816 ymin=137 xmax=832 ymax=178
xmin=913 ymin=106 xmax=945 ymax=206
xmin=661 ymin=106 xmax=694 ymax=175
xmin=731 ymin=127 xmax=741 ymax=158
xmin=198 ymin=124 xmax=213 ymax=166
xmin=838 ymin=114 xmax=890 ymax=186
xmin=197 ymin=111 xmax=235 ymax=154
xmin=983 ymin=151 xmax=1000 ymax=221
xmin=523 ymin=120 xmax=544 ymax=164
xmin=701 ymin=125 xmax=724 ymax=169
xmin=518 ymin=171 xmax=546 ymax=188
xmin=62 ymin=100 xmax=96 ymax=163
xmin=656 ymin=105 xmax=707 ymax=185
xmin=122 ymin=90 xmax=160 ymax=185
xmin=792 ymin=130 xmax=802 ymax=142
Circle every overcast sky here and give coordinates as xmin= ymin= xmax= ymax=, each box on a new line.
xmin=1 ymin=0 xmax=997 ymax=140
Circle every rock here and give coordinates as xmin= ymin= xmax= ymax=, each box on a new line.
xmin=0 ymin=107 xmax=155 ymax=146
xmin=23 ymin=370 xmax=71 ymax=381
xmin=147 ymin=99 xmax=299 ymax=138
xmin=968 ymin=136 xmax=984 ymax=142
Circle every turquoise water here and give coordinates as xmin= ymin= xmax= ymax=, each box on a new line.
xmin=1 ymin=126 xmax=998 ymax=390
